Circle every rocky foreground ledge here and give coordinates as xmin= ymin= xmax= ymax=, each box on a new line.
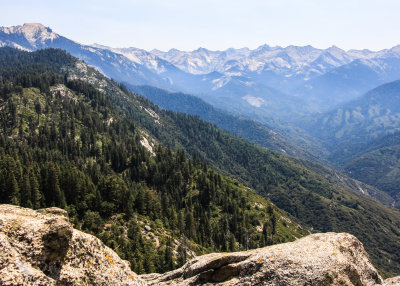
xmin=0 ymin=205 xmax=397 ymax=286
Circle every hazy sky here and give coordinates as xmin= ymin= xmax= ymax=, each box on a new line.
xmin=1 ymin=0 xmax=399 ymax=51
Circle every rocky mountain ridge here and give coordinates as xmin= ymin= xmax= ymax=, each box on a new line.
xmin=3 ymin=23 xmax=400 ymax=121
xmin=152 ymin=44 xmax=359 ymax=78
xmin=1 ymin=204 xmax=398 ymax=286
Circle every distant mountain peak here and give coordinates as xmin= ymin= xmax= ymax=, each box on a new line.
xmin=326 ymin=45 xmax=344 ymax=52
xmin=151 ymin=48 xmax=164 ymax=54
xmin=255 ymin=44 xmax=274 ymax=51
xmin=20 ymin=23 xmax=57 ymax=40
xmin=168 ymin=48 xmax=180 ymax=53
xmin=0 ymin=23 xmax=59 ymax=49
xmin=22 ymin=22 xmax=47 ymax=30
xmin=390 ymin=45 xmax=400 ymax=53
xmin=193 ymin=47 xmax=208 ymax=53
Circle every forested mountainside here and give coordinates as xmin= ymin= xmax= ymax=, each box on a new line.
xmin=0 ymin=48 xmax=307 ymax=274
xmin=129 ymin=85 xmax=395 ymax=207
xmin=1 ymin=48 xmax=400 ymax=277
xmin=293 ymin=81 xmax=400 ymax=207
xmin=128 ymin=85 xmax=320 ymax=162
xmin=298 ymin=80 xmax=400 ymax=162
xmin=342 ymin=132 xmax=400 ymax=207
xmin=292 ymin=157 xmax=395 ymax=207
xmin=344 ymin=145 xmax=400 ymax=206
xmin=71 ymin=53 xmax=400 ymax=277
xmin=338 ymin=131 xmax=400 ymax=166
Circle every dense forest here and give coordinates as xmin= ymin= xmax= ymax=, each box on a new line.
xmin=0 ymin=48 xmax=306 ymax=274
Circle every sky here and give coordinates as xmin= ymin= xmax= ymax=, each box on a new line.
xmin=1 ymin=0 xmax=400 ymax=51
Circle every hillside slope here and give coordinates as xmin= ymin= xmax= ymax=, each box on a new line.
xmin=298 ymin=80 xmax=400 ymax=160
xmin=128 ymin=85 xmax=320 ymax=162
xmin=344 ymin=144 xmax=400 ymax=207
xmin=0 ymin=47 xmax=307 ymax=275
xmin=128 ymin=85 xmax=397 ymax=208
xmin=338 ymin=131 xmax=400 ymax=205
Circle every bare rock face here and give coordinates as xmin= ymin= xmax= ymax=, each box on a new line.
xmin=0 ymin=204 xmax=146 ymax=286
xmin=0 ymin=205 xmax=396 ymax=286
xmin=383 ymin=276 xmax=400 ymax=285
xmin=141 ymin=233 xmax=384 ymax=286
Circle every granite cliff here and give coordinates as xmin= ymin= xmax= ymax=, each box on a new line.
xmin=0 ymin=205 xmax=398 ymax=285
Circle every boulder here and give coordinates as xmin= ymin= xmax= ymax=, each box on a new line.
xmin=383 ymin=276 xmax=400 ymax=285
xmin=0 ymin=204 xmax=146 ymax=285
xmin=142 ymin=233 xmax=384 ymax=286
xmin=0 ymin=205 xmax=397 ymax=286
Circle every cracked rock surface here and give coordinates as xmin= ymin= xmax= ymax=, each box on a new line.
xmin=0 ymin=204 xmax=145 ymax=285
xmin=142 ymin=233 xmax=387 ymax=286
xmin=0 ymin=205 xmax=398 ymax=286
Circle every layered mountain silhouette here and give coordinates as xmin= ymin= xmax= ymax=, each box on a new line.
xmin=3 ymin=23 xmax=400 ymax=123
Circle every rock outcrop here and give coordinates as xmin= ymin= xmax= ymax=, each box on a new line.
xmin=141 ymin=232 xmax=383 ymax=286
xmin=0 ymin=205 xmax=398 ymax=286
xmin=0 ymin=205 xmax=146 ymax=285
xmin=383 ymin=276 xmax=400 ymax=285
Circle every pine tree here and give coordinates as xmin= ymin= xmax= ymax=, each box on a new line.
xmin=163 ymin=238 xmax=174 ymax=272
xmin=9 ymin=173 xmax=20 ymax=205
xmin=30 ymin=170 xmax=42 ymax=209
xmin=21 ymin=173 xmax=32 ymax=208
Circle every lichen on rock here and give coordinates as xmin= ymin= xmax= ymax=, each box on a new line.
xmin=0 ymin=204 xmax=146 ymax=285
xmin=141 ymin=233 xmax=385 ymax=286
xmin=0 ymin=204 xmax=398 ymax=286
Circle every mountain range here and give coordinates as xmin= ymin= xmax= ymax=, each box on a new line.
xmin=3 ymin=23 xmax=400 ymax=123
xmin=2 ymin=23 xmax=400 ymax=202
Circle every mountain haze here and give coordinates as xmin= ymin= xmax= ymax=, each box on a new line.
xmin=129 ymin=84 xmax=320 ymax=162
xmin=3 ymin=23 xmax=400 ymax=125
xmin=299 ymin=80 xmax=400 ymax=160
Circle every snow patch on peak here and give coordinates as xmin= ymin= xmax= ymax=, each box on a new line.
xmin=21 ymin=23 xmax=58 ymax=43
xmin=211 ymin=76 xmax=230 ymax=90
xmin=0 ymin=23 xmax=59 ymax=47
xmin=91 ymin=43 xmax=111 ymax=50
